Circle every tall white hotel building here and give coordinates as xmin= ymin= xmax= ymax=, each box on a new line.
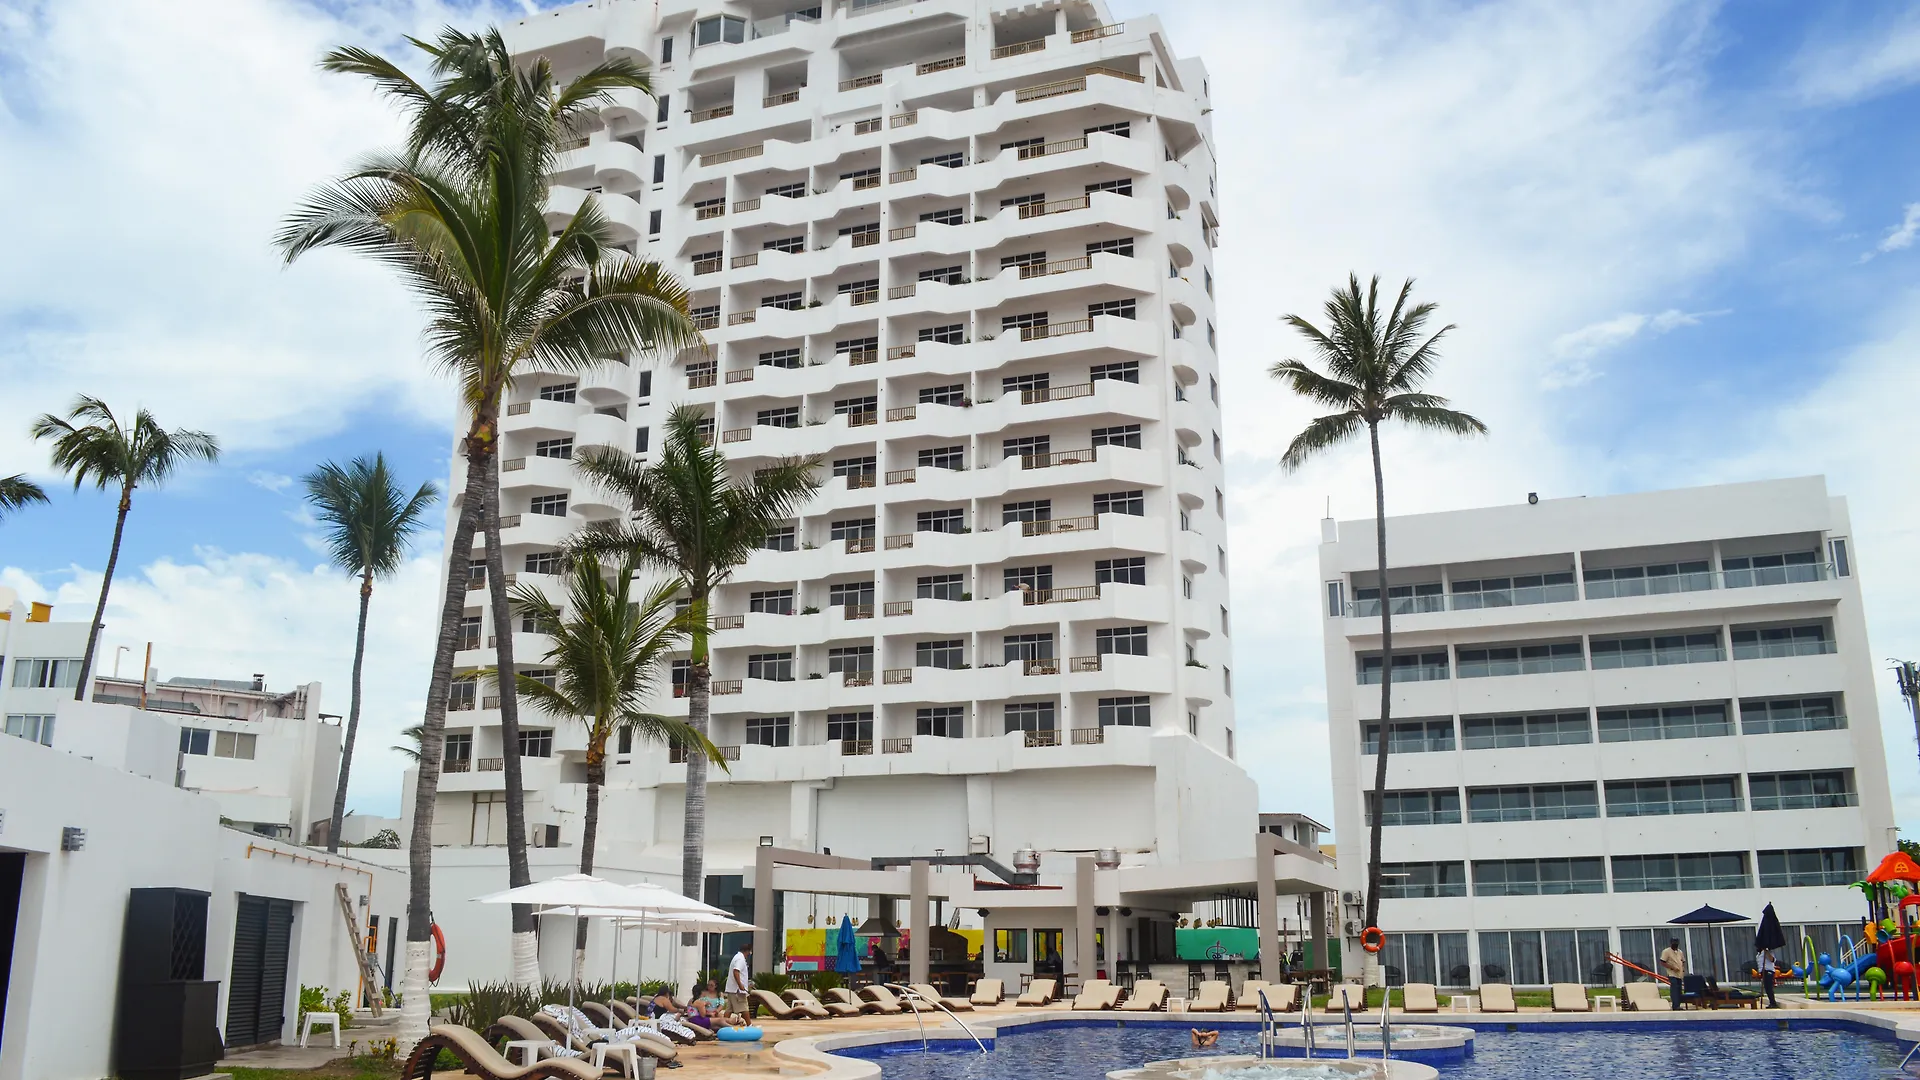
xmin=1319 ymin=478 xmax=1900 ymax=989
xmin=409 ymin=0 xmax=1255 ymax=943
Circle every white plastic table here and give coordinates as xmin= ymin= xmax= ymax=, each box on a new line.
xmin=595 ymin=1042 xmax=643 ymax=1079
xmin=298 ymin=1012 xmax=340 ymax=1047
xmin=1448 ymin=995 xmax=1475 ymax=1012
xmin=503 ymin=1039 xmax=551 ymax=1067
xmin=1593 ymin=994 xmax=1620 ymax=1012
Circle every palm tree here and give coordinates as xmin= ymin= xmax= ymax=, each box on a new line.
xmin=495 ymin=550 xmax=723 ymax=977
xmin=280 ymin=29 xmax=698 ymax=1035
xmin=0 ymin=475 xmax=49 ymax=523
xmin=304 ymin=454 xmax=440 ymax=853
xmin=29 ymin=397 xmax=220 ymax=699
xmin=1271 ymin=275 xmax=1486 ymax=983
xmin=572 ymin=405 xmax=821 ymax=937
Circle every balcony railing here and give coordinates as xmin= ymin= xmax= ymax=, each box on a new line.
xmin=727 ymin=311 xmax=757 ymax=325
xmin=497 ymin=514 xmax=521 ymax=529
xmin=888 ymin=223 xmax=917 ymax=239
xmin=840 ymin=74 xmax=883 ymax=91
xmin=1023 ymin=729 xmax=1062 ymax=747
xmin=886 ymin=343 xmax=917 ymax=358
xmin=764 ymin=90 xmax=800 ymax=107
xmin=1015 ymin=77 xmax=1086 ymax=104
xmin=1017 ymin=194 xmax=1091 ymax=219
xmin=843 ymin=348 xmax=879 ymax=365
xmin=1023 ymin=515 xmax=1099 ymax=537
xmin=845 ymin=473 xmax=876 ymax=490
xmin=844 ymin=536 xmax=876 ymax=553
xmin=882 ymin=737 xmax=914 ymax=754
xmin=886 ymin=468 xmax=918 ymax=485
xmin=699 ymin=144 xmax=764 ymax=166
xmin=843 ymin=604 xmax=874 ymax=620
xmin=725 ymin=368 xmax=755 ymax=384
xmin=722 ymin=428 xmax=751 ymax=443
xmin=672 ymin=743 xmax=742 ymax=763
xmin=478 ymin=758 xmax=504 ymax=772
xmin=917 ymin=55 xmax=965 ymax=75
xmin=1022 ymin=658 xmax=1060 ymax=676
xmin=692 ymin=312 xmax=719 ymax=330
xmin=840 ymin=739 xmax=875 ymax=756
xmin=1023 ymin=584 xmax=1100 ymax=605
xmin=884 ymin=601 xmax=913 ymax=617
xmin=1069 ymin=655 xmax=1102 ymax=673
xmin=1087 ymin=65 xmax=1146 ymax=83
xmin=883 ymin=668 xmax=913 ymax=684
xmin=1018 ymin=317 xmax=1094 ymax=340
xmin=692 ymin=257 xmax=722 ymax=275
xmin=1021 ymin=381 xmax=1094 ymax=404
xmin=1019 ymin=256 xmax=1092 ymax=280
xmin=1071 ymin=727 xmax=1105 ymax=745
xmin=730 ymin=253 xmax=759 ymax=269
xmin=886 ymin=406 xmax=917 ymax=422
xmin=712 ymin=679 xmax=743 ymax=695
xmin=847 ymin=410 xmax=879 ymax=426
xmin=695 ymin=204 xmax=726 ymax=222
xmin=841 ymin=671 xmax=873 ymax=687
xmin=1072 ymin=22 xmax=1124 ymax=42
xmin=713 ymin=614 xmax=745 ymax=630
xmin=885 ymin=533 xmax=914 ymax=549
xmin=733 ymin=197 xmax=762 ymax=213
xmin=1020 ymin=447 xmax=1097 ymax=469
xmin=558 ymin=135 xmax=591 ymax=152
xmin=890 ymin=110 xmax=918 ymax=127
xmin=482 ymin=694 xmax=500 ymax=708
xmin=1017 ymin=136 xmax=1088 ymax=161
xmin=853 ymin=118 xmax=882 ymax=135
xmin=992 ymin=38 xmax=1047 ymax=59
xmin=1750 ymin=792 xmax=1859 ymax=811
xmin=691 ymin=104 xmax=735 ymax=123
xmin=442 ymin=758 xmax=472 ymax=773
xmin=688 ymin=372 xmax=718 ymax=388
xmin=507 ymin=402 xmax=532 ymax=416
xmin=449 ymin=697 xmax=477 ymax=712
xmin=887 ymin=285 xmax=917 ymax=301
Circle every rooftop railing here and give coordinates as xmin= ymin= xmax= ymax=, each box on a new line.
xmin=917 ymin=55 xmax=965 ymax=76
xmin=992 ymin=39 xmax=1047 ymax=59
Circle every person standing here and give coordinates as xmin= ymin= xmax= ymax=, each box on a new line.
xmin=726 ymin=941 xmax=753 ymax=1018
xmin=1757 ymin=947 xmax=1779 ymax=1008
xmin=1660 ymin=938 xmax=1687 ymax=1010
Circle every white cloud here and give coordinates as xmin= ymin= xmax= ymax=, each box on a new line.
xmin=1542 ymin=308 xmax=1723 ymax=387
xmin=1866 ymin=203 xmax=1920 ymax=260
xmin=4 ymin=547 xmax=445 ymax=816
xmin=249 ymin=471 xmax=296 ymax=494
xmin=1791 ymin=10 xmax=1920 ymax=105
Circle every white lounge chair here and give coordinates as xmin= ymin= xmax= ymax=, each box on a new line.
xmin=1622 ymin=981 xmax=1665 ymax=1011
xmin=909 ymin=983 xmax=973 ymax=1011
xmin=1479 ymin=983 xmax=1517 ymax=1013
xmin=1118 ymin=980 xmax=1168 ymax=1011
xmin=1188 ymin=981 xmax=1230 ymax=1012
xmin=1402 ymin=983 xmax=1439 ymax=1013
xmin=1551 ymin=984 xmax=1591 ymax=1012
xmin=971 ymin=979 xmax=1005 ymax=1006
xmin=1072 ymin=978 xmax=1119 ymax=1010
xmin=1326 ymin=983 xmax=1367 ymax=1012
xmin=1015 ymin=978 xmax=1058 ymax=1007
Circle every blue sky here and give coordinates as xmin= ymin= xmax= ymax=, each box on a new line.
xmin=3 ymin=0 xmax=1920 ymax=833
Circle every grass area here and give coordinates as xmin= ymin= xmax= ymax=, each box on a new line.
xmin=225 ymin=1057 xmax=401 ymax=1080
xmin=1306 ymin=985 xmax=1639 ymax=1010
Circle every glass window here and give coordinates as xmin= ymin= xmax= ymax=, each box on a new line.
xmin=1456 ymin=641 xmax=1584 ymax=678
xmin=1582 ymin=560 xmax=1712 ymax=598
xmin=1003 ymin=565 xmax=1053 ymax=593
xmin=1604 ymin=775 xmax=1742 ymax=816
xmin=1095 ymin=626 xmax=1148 ymax=656
xmin=1091 ymin=424 xmax=1142 ymax=448
xmin=829 ymin=518 xmax=875 ymax=541
xmin=693 ymin=14 xmax=745 ymax=45
xmin=529 ymin=493 xmax=568 ymax=516
xmin=1731 ymin=623 xmax=1834 ymax=660
xmin=994 ymin=928 xmax=1029 ymax=963
xmin=1471 ymin=858 xmax=1606 ymax=896
xmin=1466 ymin=783 xmax=1599 ymax=823
xmin=1098 ymin=696 xmax=1151 ymax=727
xmin=918 ymin=445 xmax=965 ymax=470
xmin=762 ymin=524 xmax=797 ymax=551
xmin=534 ymin=437 xmax=573 ymax=459
xmin=1368 ymin=789 xmax=1462 ymax=826
xmin=1357 ymin=652 xmax=1449 ymax=684
xmin=746 ymin=716 xmax=790 ymax=747
xmin=747 ymin=652 xmax=794 ymax=681
xmin=1004 ymin=701 xmax=1055 ymax=733
xmin=1378 ymin=862 xmax=1466 ymax=899
xmin=1749 ymin=770 xmax=1856 ymax=811
xmin=828 ymin=581 xmax=873 ymax=610
xmin=1611 ymin=852 xmax=1750 ymax=892
xmin=919 ymin=382 xmax=967 ymax=405
xmin=917 ymin=508 xmax=964 ymax=533
xmin=1740 ymin=696 xmax=1844 ymax=734
xmin=1757 ymin=847 xmax=1860 ymax=888
xmin=1003 ymin=632 xmax=1054 ymax=665
xmin=917 ymin=574 xmax=965 ymax=601
xmin=1095 ymin=557 xmax=1146 ymax=586
xmin=12 ymin=658 xmax=81 ymax=689
xmin=827 ymin=711 xmax=872 ymax=742
xmin=827 ymin=646 xmax=873 ymax=677
xmin=1721 ymin=550 xmax=1824 ymax=588
xmin=1087 ymin=177 xmax=1134 ymax=196
xmin=4 ymin=713 xmax=55 ymax=746
xmin=917 ymin=706 xmax=963 ymax=738
xmin=213 ymin=731 xmax=258 ymax=760
xmin=1449 ymin=572 xmax=1576 ymax=608
xmin=1361 ymin=719 xmax=1455 ymax=754
xmin=518 ymin=729 xmax=553 ymax=757
xmin=915 ymin=640 xmax=964 ymax=669
xmin=1088 ymin=298 xmax=1137 ymax=320
xmin=1093 ymin=490 xmax=1145 ymax=516
xmin=1461 ymin=712 xmax=1591 ymax=749
xmin=1002 ymin=499 xmax=1052 ymax=525
xmin=1597 ymin=702 xmax=1732 ymax=743
xmin=538 ymin=381 xmax=577 ymax=402
xmin=1350 ymin=582 xmax=1443 ymax=617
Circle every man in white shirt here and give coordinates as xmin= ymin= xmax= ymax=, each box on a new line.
xmin=1757 ymin=948 xmax=1778 ymax=1008
xmin=725 ymin=941 xmax=753 ymax=1017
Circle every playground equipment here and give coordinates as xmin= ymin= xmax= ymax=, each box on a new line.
xmin=1800 ymin=851 xmax=1920 ymax=1001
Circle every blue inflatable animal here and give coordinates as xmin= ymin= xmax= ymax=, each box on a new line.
xmin=1820 ymin=958 xmax=1856 ymax=1002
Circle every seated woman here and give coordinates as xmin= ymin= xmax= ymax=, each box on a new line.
xmin=687 ymin=980 xmax=745 ymax=1029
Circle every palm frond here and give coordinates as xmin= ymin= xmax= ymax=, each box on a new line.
xmin=1278 ymin=411 xmax=1366 ymax=473
xmin=302 ymin=454 xmax=440 ymax=579
xmin=0 ymin=475 xmax=50 ymax=520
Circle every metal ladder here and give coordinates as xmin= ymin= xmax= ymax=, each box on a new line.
xmin=335 ymin=883 xmax=383 ymax=1016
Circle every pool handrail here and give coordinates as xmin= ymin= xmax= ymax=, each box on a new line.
xmin=1379 ymin=989 xmax=1391 ymax=1065
xmin=885 ymin=983 xmax=988 ymax=1054
xmin=1301 ymin=984 xmax=1315 ymax=1058
xmin=1342 ymin=994 xmax=1355 ymax=1059
xmin=1256 ymin=989 xmax=1274 ymax=1061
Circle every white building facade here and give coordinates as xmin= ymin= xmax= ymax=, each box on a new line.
xmin=1319 ymin=478 xmax=1900 ymax=989
xmin=409 ymin=0 xmax=1248 ymax=970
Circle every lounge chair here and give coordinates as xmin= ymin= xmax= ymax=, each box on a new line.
xmin=1622 ymin=982 xmax=1665 ymax=1011
xmin=1402 ymin=983 xmax=1439 ymax=1013
xmin=400 ymin=1024 xmax=602 ymax=1079
xmin=526 ymin=1011 xmax=679 ymax=1063
xmin=484 ymin=1015 xmax=555 ymax=1052
xmin=608 ymin=1000 xmax=638 ymax=1024
xmin=788 ymin=988 xmax=862 ymax=1017
xmin=580 ymin=1002 xmax=617 ymax=1030
xmin=1016 ymin=978 xmax=1059 ymax=1006
xmin=1478 ymin=983 xmax=1517 ymax=1013
xmin=830 ymin=987 xmax=897 ymax=1014
xmin=1551 ymin=984 xmax=1591 ymax=1012
xmin=752 ymin=988 xmax=825 ymax=1019
xmin=861 ymin=985 xmax=936 ymax=1013
xmin=1118 ymin=980 xmax=1168 ymax=1011
xmin=1326 ymin=983 xmax=1367 ymax=1012
xmin=971 ymin=979 xmax=1005 ymax=1006
xmin=1072 ymin=978 xmax=1119 ymax=1010
xmin=1247 ymin=982 xmax=1299 ymax=1013
xmin=909 ymin=983 xmax=973 ymax=1010
xmin=1188 ymin=981 xmax=1230 ymax=1012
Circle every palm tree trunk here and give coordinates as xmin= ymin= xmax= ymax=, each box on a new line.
xmin=397 ymin=453 xmax=488 ymax=1053
xmin=1363 ymin=420 xmax=1393 ymax=987
xmin=576 ymin=753 xmax=605 ymax=973
xmin=680 ymin=592 xmax=711 ymax=994
xmin=72 ymin=484 xmax=133 ymax=700
xmin=478 ymin=444 xmax=539 ymax=986
xmin=327 ymin=569 xmax=374 ymax=853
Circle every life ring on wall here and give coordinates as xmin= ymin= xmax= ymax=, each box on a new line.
xmin=1360 ymin=927 xmax=1386 ymax=953
xmin=429 ymin=923 xmax=447 ymax=982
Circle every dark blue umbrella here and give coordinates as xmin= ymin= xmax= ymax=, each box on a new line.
xmin=1670 ymin=904 xmax=1749 ymax=982
xmin=835 ymin=914 xmax=862 ymax=974
xmin=1755 ymin=903 xmax=1788 ymax=953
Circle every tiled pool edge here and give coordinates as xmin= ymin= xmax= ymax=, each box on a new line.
xmin=772 ymin=1007 xmax=1920 ymax=1080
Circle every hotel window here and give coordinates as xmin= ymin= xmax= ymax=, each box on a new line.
xmin=1731 ymin=623 xmax=1834 ymax=660
xmin=1829 ymin=537 xmax=1851 ymax=577
xmin=1361 ymin=719 xmax=1454 ymax=754
xmin=1004 ymin=435 xmax=1051 ymax=460
xmin=1611 ymin=852 xmax=1749 ymax=892
xmin=1604 ymin=775 xmax=1742 ymax=817
xmin=921 ymin=151 xmax=965 ymax=169
xmin=523 ymin=552 xmax=564 ymax=577
xmin=458 ymin=616 xmax=482 ymax=651
xmin=448 ymin=677 xmax=477 ymax=711
xmin=635 ymin=426 xmax=649 ymax=453
xmin=919 ymin=383 xmax=967 ymax=405
xmin=443 ymin=733 xmax=472 ymax=762
xmin=1000 ymin=250 xmax=1047 ymax=272
xmin=537 ymin=381 xmax=577 ymax=402
xmin=919 ymin=323 xmax=965 ymax=344
xmin=1472 ymin=858 xmax=1605 ymax=897
xmin=1749 ymin=770 xmax=1856 ymax=811
xmin=1090 ymin=360 xmax=1139 ymax=383
xmin=693 ymin=14 xmax=745 ymax=45
xmin=1378 ymin=862 xmax=1467 ymax=899
xmin=1478 ymin=930 xmax=1610 ymax=986
xmin=1092 ymin=424 xmax=1141 ymax=449
xmin=1085 ymin=121 xmax=1131 ymax=137
xmin=756 ymin=406 xmax=799 ymax=429
xmin=1003 ymin=565 xmax=1053 ymax=593
xmin=833 ymin=456 xmax=876 ymax=484
xmin=1002 ymin=499 xmax=1051 ymax=525
xmin=1088 ymin=298 xmax=1137 ymax=320
xmin=1590 ymin=630 xmax=1723 ymax=668
xmin=1093 ymin=490 xmax=1144 ymax=516
xmin=762 ymin=524 xmax=797 ymax=551
xmin=829 ymin=518 xmax=874 ymax=542
xmin=1356 ymin=651 xmax=1449 ymax=684
xmin=916 ymin=640 xmax=964 ymax=669
xmin=827 ymin=646 xmax=873 ymax=678
xmin=1757 ymin=848 xmax=1861 ymax=888
xmin=1467 ymin=783 xmax=1598 ymax=823
xmin=11 ymin=658 xmax=80 ymax=689
xmin=1096 ymin=626 xmax=1148 ymax=656
xmin=1740 ymin=696 xmax=1845 ymax=734
xmin=534 ymin=437 xmax=573 ymax=459
xmin=1098 ymin=696 xmax=1151 ymax=727
xmin=766 ymin=180 xmax=806 ymax=199
xmin=1212 ymin=432 xmax=1222 ymax=459
xmin=652 ymin=154 xmax=666 ymax=183
xmin=1087 ymin=178 xmax=1133 ymax=196
xmin=656 ymin=94 xmax=670 ymax=122
xmin=1087 ymin=237 xmax=1135 ymax=258
xmin=671 ymin=660 xmax=689 ymax=697
xmin=763 ymin=234 xmax=805 ymax=254
xmin=214 ymin=731 xmax=258 ymax=760
xmin=1461 ymin=712 xmax=1591 ymax=749
xmin=529 ymin=493 xmax=568 ymax=517
xmin=1004 ymin=701 xmax=1056 ymax=733
xmin=746 ymin=716 xmax=791 ymax=747
xmin=827 ymin=581 xmax=873 ymax=610
xmin=917 ymin=573 xmax=965 ymax=601
xmin=1455 ymin=641 xmax=1584 ymax=678
xmin=747 ymin=652 xmax=794 ymax=681
xmin=761 ymin=291 xmax=802 ymax=311
xmin=1582 ymin=560 xmax=1712 ymax=598
xmin=1450 ymin=573 xmax=1576 ymax=608
xmin=749 ymin=589 xmax=794 ymax=615
xmin=918 ymin=508 xmax=964 ymax=533
xmin=1003 ymin=371 xmax=1049 ymax=396
xmin=179 ymin=727 xmax=211 ymax=755
xmin=518 ymin=729 xmax=553 ymax=758
xmin=1095 ymin=557 xmax=1145 ymax=586
xmin=918 ymin=445 xmax=965 ymax=471
xmin=648 ymin=210 xmax=661 ymax=235
xmin=833 ymin=394 xmax=877 ymax=420
xmin=1367 ymin=789 xmax=1461 ymax=827
xmin=1350 ymin=583 xmax=1443 ymax=617
xmin=4 ymin=714 xmax=54 ymax=746
xmin=1722 ymin=549 xmax=1824 ymax=588
xmin=1003 ymin=632 xmax=1054 ymax=665
xmin=917 ymin=706 xmax=963 ymax=738
xmin=920 ymin=206 xmax=966 ymax=225
xmin=1325 ymin=581 xmax=1345 ymax=617
xmin=1597 ymin=702 xmax=1732 ymax=743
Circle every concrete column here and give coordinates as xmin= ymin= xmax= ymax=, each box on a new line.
xmin=1309 ymin=890 xmax=1329 ymax=976
xmin=1257 ymin=847 xmax=1278 ymax=985
xmin=909 ymin=860 xmax=931 ymax=986
xmin=753 ymin=846 xmax=775 ymax=975
xmin=1076 ymin=857 xmax=1097 ymax=982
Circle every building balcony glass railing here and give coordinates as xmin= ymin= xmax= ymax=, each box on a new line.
xmin=1347 ymin=560 xmax=1835 ymax=618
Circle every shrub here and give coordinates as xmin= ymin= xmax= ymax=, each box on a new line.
xmin=442 ymin=980 xmax=538 ymax=1033
xmin=751 ymin=972 xmax=793 ymax=994
xmin=299 ymin=985 xmax=353 ymax=1029
xmin=807 ymin=971 xmax=844 ymax=994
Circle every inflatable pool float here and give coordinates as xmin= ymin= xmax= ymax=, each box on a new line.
xmin=716 ymin=1025 xmax=763 ymax=1042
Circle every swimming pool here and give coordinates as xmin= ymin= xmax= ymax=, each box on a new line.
xmin=835 ymin=1019 xmax=1909 ymax=1080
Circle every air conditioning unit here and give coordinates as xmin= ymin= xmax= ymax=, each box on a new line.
xmin=1341 ymin=890 xmax=1363 ymax=906
xmin=1343 ymin=920 xmax=1364 ymax=936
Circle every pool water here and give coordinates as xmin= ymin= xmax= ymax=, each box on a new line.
xmin=836 ymin=1020 xmax=1910 ymax=1080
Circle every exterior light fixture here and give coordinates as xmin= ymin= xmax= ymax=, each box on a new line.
xmin=62 ymin=826 xmax=86 ymax=851
xmin=758 ymin=835 xmax=774 ymax=847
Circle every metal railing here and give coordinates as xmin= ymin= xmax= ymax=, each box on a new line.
xmin=442 ymin=758 xmax=473 ymax=773
xmin=1087 ymin=65 xmax=1146 ymax=83
xmin=730 ymin=253 xmax=758 ymax=268
xmin=1069 ymin=655 xmax=1101 ymax=673
xmin=1023 ymin=584 xmax=1100 ymax=605
xmin=699 ymin=144 xmax=764 ymax=166
xmin=722 ymin=428 xmax=751 ymax=443
xmin=1017 ymin=194 xmax=1091 ymax=219
xmin=1018 ymin=255 xmax=1092 ymax=278
xmin=726 ymin=311 xmax=757 ymax=325
xmin=846 ymin=408 xmax=879 ymax=424
xmin=507 ymin=402 xmax=532 ymax=416
xmin=764 ymin=90 xmax=801 ymax=107
xmin=1021 ymin=381 xmax=1093 ymax=403
xmin=839 ymin=74 xmax=883 ymax=91
xmin=733 ymin=197 xmax=762 ymax=212
xmin=1015 ymin=77 xmax=1086 ymax=103
xmin=886 ymin=342 xmax=917 ymax=358
xmin=992 ymin=38 xmax=1047 ymax=58
xmin=1020 ymin=447 xmax=1097 ymax=469
xmin=479 ymin=758 xmax=504 ymax=772
xmin=691 ymin=104 xmax=735 ymax=123
xmin=884 ymin=601 xmax=913 ymax=617
xmin=713 ymin=614 xmax=745 ymax=630
xmin=725 ymin=367 xmax=755 ymax=383
xmin=1072 ymin=22 xmax=1124 ymax=42
xmin=1017 ymin=136 xmax=1088 ymax=161
xmin=853 ymin=118 xmax=882 ymax=135
xmin=1023 ymin=515 xmax=1098 ymax=536
xmin=886 ymin=405 xmax=917 ymax=422
xmin=671 ymin=743 xmax=742 ymax=763
xmin=1071 ymin=728 xmax=1104 ymax=745
xmin=888 ymin=223 xmax=917 ymax=239
xmin=846 ymin=473 xmax=877 ymax=489
xmin=692 ymin=312 xmax=719 ymax=330
xmin=842 ymin=604 xmax=874 ymax=620
xmin=711 ymin=679 xmax=743 ymax=695
xmin=1023 ymin=729 xmax=1061 ymax=747
xmin=844 ymin=536 xmax=876 ymax=553
xmin=885 ymin=533 xmax=914 ymax=549
xmin=917 ymin=55 xmax=965 ymax=75
xmin=1018 ymin=317 xmax=1094 ymax=340
xmin=840 ymin=739 xmax=875 ymax=756
xmin=1022 ymin=658 xmax=1060 ymax=675
xmin=497 ymin=514 xmax=521 ymax=529
xmin=886 ymin=468 xmax=918 ymax=485
xmin=887 ymin=984 xmax=987 ymax=1054
xmin=883 ymin=737 xmax=914 ymax=754
xmin=891 ymin=110 xmax=919 ymax=127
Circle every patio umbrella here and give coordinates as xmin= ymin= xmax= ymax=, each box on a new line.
xmin=835 ymin=914 xmax=862 ymax=975
xmin=1669 ymin=903 xmax=1748 ymax=983
xmin=1755 ymin=903 xmax=1788 ymax=954
xmin=608 ymin=912 xmax=759 ymax=999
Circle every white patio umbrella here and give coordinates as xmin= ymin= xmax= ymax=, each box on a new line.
xmin=616 ymin=913 xmax=760 ymax=1002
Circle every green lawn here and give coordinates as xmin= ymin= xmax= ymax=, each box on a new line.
xmin=225 ymin=1058 xmax=400 ymax=1080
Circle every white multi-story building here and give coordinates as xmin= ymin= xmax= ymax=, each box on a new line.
xmin=411 ymin=0 xmax=1248 ymax=967
xmin=1319 ymin=477 xmax=1900 ymax=990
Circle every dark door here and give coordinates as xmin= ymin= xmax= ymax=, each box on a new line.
xmin=225 ymin=895 xmax=294 ymax=1046
xmin=0 ymin=852 xmax=24 ymax=1050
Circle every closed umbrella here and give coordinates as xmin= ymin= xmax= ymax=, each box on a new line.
xmin=1669 ymin=903 xmax=1748 ymax=984
xmin=1755 ymin=903 xmax=1787 ymax=954
xmin=835 ymin=914 xmax=862 ymax=975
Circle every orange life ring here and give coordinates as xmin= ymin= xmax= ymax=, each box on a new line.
xmin=1361 ymin=926 xmax=1386 ymax=953
xmin=429 ymin=922 xmax=447 ymax=982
